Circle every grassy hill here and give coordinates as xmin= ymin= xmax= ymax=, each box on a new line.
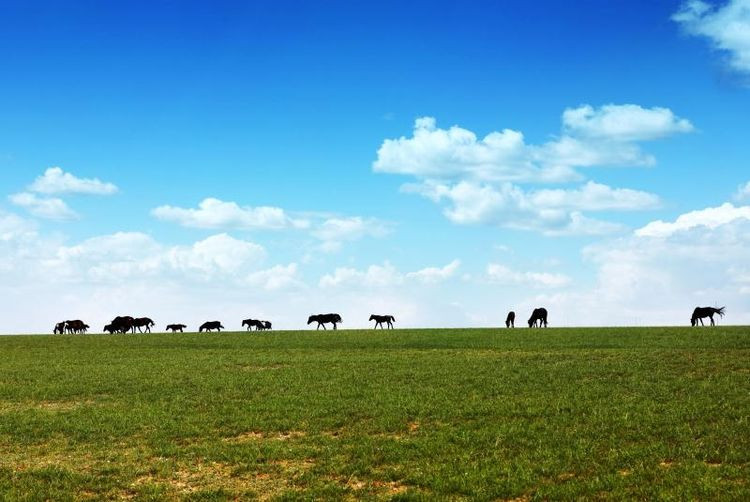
xmin=0 ymin=327 xmax=748 ymax=500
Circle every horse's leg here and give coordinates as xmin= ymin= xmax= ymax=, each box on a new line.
xmin=710 ymin=315 xmax=715 ymax=326
xmin=333 ymin=322 xmax=337 ymax=330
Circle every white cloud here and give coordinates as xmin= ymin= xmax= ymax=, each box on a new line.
xmin=9 ymin=192 xmax=78 ymax=220
xmin=635 ymin=202 xmax=750 ymax=237
xmin=152 ymin=197 xmax=308 ymax=230
xmin=406 ymin=259 xmax=461 ymax=283
xmin=530 ymin=181 xmax=661 ymax=211
xmin=374 ymin=105 xmax=693 ymax=183
xmin=311 ymin=216 xmax=391 ymax=251
xmin=561 ymin=104 xmax=694 ymax=141
xmin=29 ymin=167 xmax=118 ymax=195
xmin=735 ymin=180 xmax=750 ymax=200
xmin=673 ymin=0 xmax=750 ymax=75
xmin=0 ymin=210 xmax=37 ymax=243
xmin=42 ymin=232 xmax=266 ymax=283
xmin=245 ymin=263 xmax=303 ymax=291
xmin=319 ymin=262 xmax=403 ymax=288
xmin=486 ymin=263 xmax=571 ymax=288
xmin=404 ymin=180 xmax=632 ymax=236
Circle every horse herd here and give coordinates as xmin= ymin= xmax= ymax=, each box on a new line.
xmin=50 ymin=306 xmax=727 ymax=335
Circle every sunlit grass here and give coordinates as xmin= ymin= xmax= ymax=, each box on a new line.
xmin=0 ymin=327 xmax=748 ymax=500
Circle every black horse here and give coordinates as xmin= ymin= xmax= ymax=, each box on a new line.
xmin=132 ymin=317 xmax=155 ymax=333
xmin=261 ymin=321 xmax=272 ymax=330
xmin=528 ymin=308 xmax=548 ymax=328
xmin=65 ymin=320 xmax=89 ymax=334
xmin=199 ymin=321 xmax=224 ymax=332
xmin=53 ymin=321 xmax=66 ymax=334
xmin=369 ymin=314 xmax=395 ymax=329
xmin=242 ymin=318 xmax=264 ymax=331
xmin=691 ymin=306 xmax=725 ymax=326
xmin=110 ymin=316 xmax=135 ymax=333
xmin=505 ymin=311 xmax=515 ymax=328
xmin=308 ymin=313 xmax=342 ymax=330
xmin=166 ymin=324 xmax=187 ymax=332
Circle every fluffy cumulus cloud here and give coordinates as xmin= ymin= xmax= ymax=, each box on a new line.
xmin=29 ymin=167 xmax=118 ymax=195
xmin=311 ymin=216 xmax=391 ymax=252
xmin=486 ymin=263 xmax=571 ymax=288
xmin=245 ymin=263 xmax=303 ymax=291
xmin=673 ymin=0 xmax=750 ymax=76
xmin=405 ymin=259 xmax=461 ymax=283
xmin=374 ymin=105 xmax=693 ymax=183
xmin=635 ymin=202 xmax=750 ymax=237
xmin=43 ymin=232 xmax=266 ymax=282
xmin=9 ymin=192 xmax=77 ymax=220
xmin=320 ymin=259 xmax=461 ymax=288
xmin=404 ymin=180 xmax=649 ymax=235
xmin=152 ymin=197 xmax=308 ymax=230
xmin=11 ymin=167 xmax=118 ymax=220
xmin=375 ymin=104 xmax=689 ymax=235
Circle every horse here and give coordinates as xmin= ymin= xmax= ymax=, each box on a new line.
xmin=53 ymin=321 xmax=66 ymax=334
xmin=505 ymin=311 xmax=515 ymax=328
xmin=307 ymin=313 xmax=342 ymax=330
xmin=133 ymin=317 xmax=155 ymax=333
xmin=262 ymin=321 xmax=272 ymax=330
xmin=111 ymin=316 xmax=135 ymax=333
xmin=369 ymin=314 xmax=395 ymax=329
xmin=199 ymin=321 xmax=224 ymax=332
xmin=242 ymin=318 xmax=264 ymax=331
xmin=65 ymin=320 xmax=88 ymax=334
xmin=691 ymin=306 xmax=725 ymax=326
xmin=528 ymin=308 xmax=548 ymax=328
xmin=166 ymin=324 xmax=187 ymax=332
xmin=103 ymin=323 xmax=119 ymax=334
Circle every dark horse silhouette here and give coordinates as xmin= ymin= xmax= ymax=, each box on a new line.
xmin=261 ymin=321 xmax=272 ymax=330
xmin=505 ymin=311 xmax=515 ymax=328
xmin=308 ymin=313 xmax=342 ymax=330
xmin=53 ymin=321 xmax=66 ymax=334
xmin=691 ymin=306 xmax=725 ymax=326
xmin=110 ymin=316 xmax=135 ymax=333
xmin=199 ymin=321 xmax=224 ymax=332
xmin=166 ymin=324 xmax=187 ymax=332
xmin=65 ymin=320 xmax=89 ymax=334
xmin=528 ymin=308 xmax=548 ymax=328
xmin=369 ymin=314 xmax=395 ymax=329
xmin=242 ymin=318 xmax=264 ymax=331
xmin=133 ymin=317 xmax=155 ymax=333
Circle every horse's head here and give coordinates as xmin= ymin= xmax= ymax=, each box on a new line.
xmin=369 ymin=315 xmax=375 ymax=321
xmin=242 ymin=319 xmax=250 ymax=326
xmin=528 ymin=319 xmax=534 ymax=328
xmin=307 ymin=315 xmax=316 ymax=325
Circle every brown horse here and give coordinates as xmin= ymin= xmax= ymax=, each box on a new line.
xmin=133 ymin=317 xmax=155 ymax=333
xmin=308 ymin=313 xmax=342 ymax=330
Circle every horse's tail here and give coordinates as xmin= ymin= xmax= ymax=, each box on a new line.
xmin=390 ymin=316 xmax=395 ymax=322
xmin=716 ymin=306 xmax=726 ymax=317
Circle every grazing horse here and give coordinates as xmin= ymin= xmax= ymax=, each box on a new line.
xmin=528 ymin=308 xmax=548 ymax=328
xmin=307 ymin=313 xmax=342 ymax=330
xmin=261 ymin=321 xmax=272 ymax=330
xmin=65 ymin=320 xmax=88 ymax=334
xmin=133 ymin=317 xmax=155 ymax=333
xmin=369 ymin=314 xmax=395 ymax=329
xmin=691 ymin=306 xmax=725 ymax=326
xmin=111 ymin=316 xmax=135 ymax=333
xmin=242 ymin=318 xmax=264 ymax=331
xmin=166 ymin=324 xmax=187 ymax=333
xmin=103 ymin=323 xmax=119 ymax=334
xmin=505 ymin=311 xmax=515 ymax=328
xmin=199 ymin=321 xmax=224 ymax=332
xmin=54 ymin=321 xmax=66 ymax=334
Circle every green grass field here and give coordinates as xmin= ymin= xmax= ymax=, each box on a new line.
xmin=0 ymin=327 xmax=748 ymax=500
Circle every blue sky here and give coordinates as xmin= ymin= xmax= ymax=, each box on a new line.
xmin=2 ymin=0 xmax=750 ymax=332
